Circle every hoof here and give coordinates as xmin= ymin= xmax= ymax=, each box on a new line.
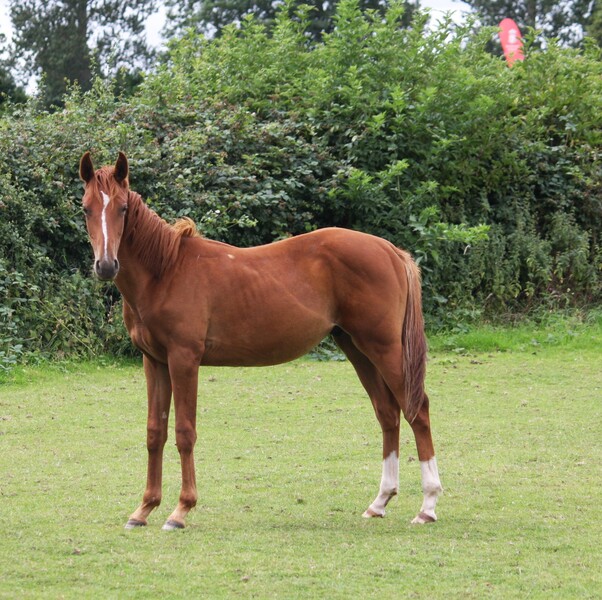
xmin=411 ymin=511 xmax=436 ymax=524
xmin=125 ymin=519 xmax=147 ymax=530
xmin=362 ymin=507 xmax=385 ymax=518
xmin=162 ymin=519 xmax=185 ymax=531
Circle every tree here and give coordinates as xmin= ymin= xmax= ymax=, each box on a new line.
xmin=0 ymin=66 xmax=26 ymax=109
xmin=587 ymin=2 xmax=602 ymax=46
xmin=463 ymin=0 xmax=596 ymax=46
xmin=9 ymin=0 xmax=158 ymax=108
xmin=163 ymin=0 xmax=420 ymax=41
xmin=0 ymin=34 xmax=26 ymax=109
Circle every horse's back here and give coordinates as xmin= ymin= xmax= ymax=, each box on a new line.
xmin=265 ymin=228 xmax=410 ymax=343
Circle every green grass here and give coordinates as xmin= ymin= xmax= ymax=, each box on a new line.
xmin=1 ymin=326 xmax=601 ymax=598
xmin=428 ymin=309 xmax=602 ymax=354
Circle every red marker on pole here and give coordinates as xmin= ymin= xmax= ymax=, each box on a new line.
xmin=499 ymin=18 xmax=524 ymax=66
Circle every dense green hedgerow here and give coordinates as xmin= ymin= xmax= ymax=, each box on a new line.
xmin=0 ymin=0 xmax=601 ymax=370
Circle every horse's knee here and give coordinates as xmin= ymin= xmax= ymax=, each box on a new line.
xmin=175 ymin=426 xmax=197 ymax=454
xmin=146 ymin=426 xmax=167 ymax=452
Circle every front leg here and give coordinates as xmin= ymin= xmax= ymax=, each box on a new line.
xmin=126 ymin=356 xmax=172 ymax=528
xmin=162 ymin=349 xmax=201 ymax=531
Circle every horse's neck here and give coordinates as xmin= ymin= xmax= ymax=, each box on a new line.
xmin=115 ymin=240 xmax=155 ymax=312
xmin=115 ymin=193 xmax=181 ymax=307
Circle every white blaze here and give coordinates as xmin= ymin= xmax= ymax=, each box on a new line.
xmin=100 ymin=191 xmax=110 ymax=260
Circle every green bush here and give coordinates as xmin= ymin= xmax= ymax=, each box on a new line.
xmin=0 ymin=0 xmax=601 ymax=371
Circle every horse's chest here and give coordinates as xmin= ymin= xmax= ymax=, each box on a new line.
xmin=128 ymin=322 xmax=167 ymax=363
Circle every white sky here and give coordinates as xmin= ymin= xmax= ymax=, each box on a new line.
xmin=0 ymin=1 xmax=471 ymax=48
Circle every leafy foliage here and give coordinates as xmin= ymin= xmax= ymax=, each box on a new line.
xmin=0 ymin=34 xmax=26 ymax=111
xmin=589 ymin=3 xmax=602 ymax=46
xmin=0 ymin=0 xmax=601 ymax=371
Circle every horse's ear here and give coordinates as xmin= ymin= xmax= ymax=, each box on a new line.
xmin=79 ymin=152 xmax=95 ymax=183
xmin=115 ymin=152 xmax=129 ymax=185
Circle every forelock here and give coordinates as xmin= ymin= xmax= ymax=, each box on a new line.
xmin=94 ymin=167 xmax=114 ymax=191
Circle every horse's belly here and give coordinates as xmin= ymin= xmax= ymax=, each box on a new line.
xmin=201 ymin=317 xmax=332 ymax=367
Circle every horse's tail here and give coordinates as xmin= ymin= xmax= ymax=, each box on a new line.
xmin=398 ymin=249 xmax=428 ymax=423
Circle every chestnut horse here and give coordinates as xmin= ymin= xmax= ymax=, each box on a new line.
xmin=79 ymin=152 xmax=442 ymax=530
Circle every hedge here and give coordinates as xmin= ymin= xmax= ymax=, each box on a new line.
xmin=0 ymin=0 xmax=601 ymax=370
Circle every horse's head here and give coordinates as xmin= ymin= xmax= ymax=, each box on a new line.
xmin=79 ymin=152 xmax=130 ymax=281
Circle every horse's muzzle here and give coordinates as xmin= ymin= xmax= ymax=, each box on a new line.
xmin=94 ymin=258 xmax=120 ymax=280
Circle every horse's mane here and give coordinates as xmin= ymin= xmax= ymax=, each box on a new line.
xmin=124 ymin=190 xmax=200 ymax=279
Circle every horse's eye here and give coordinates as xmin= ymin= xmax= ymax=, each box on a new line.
xmin=120 ymin=205 xmax=128 ymax=215
xmin=83 ymin=207 xmax=92 ymax=217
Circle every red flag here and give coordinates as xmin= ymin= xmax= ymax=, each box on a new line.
xmin=499 ymin=18 xmax=524 ymax=66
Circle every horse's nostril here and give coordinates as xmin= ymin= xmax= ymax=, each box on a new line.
xmin=94 ymin=258 xmax=119 ymax=280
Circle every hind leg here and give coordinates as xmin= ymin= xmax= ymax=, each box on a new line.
xmin=338 ymin=330 xmax=442 ymax=523
xmin=333 ymin=331 xmax=401 ymax=518
xmin=372 ymin=361 xmax=442 ymax=523
xmin=407 ymin=395 xmax=442 ymax=523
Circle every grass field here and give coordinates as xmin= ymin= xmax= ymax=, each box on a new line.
xmin=1 ymin=319 xmax=601 ymax=598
